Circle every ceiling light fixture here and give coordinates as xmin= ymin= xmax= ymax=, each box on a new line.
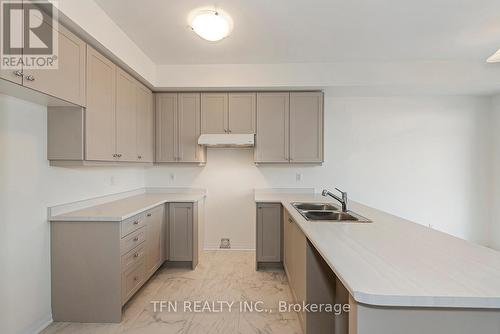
xmin=487 ymin=49 xmax=500 ymax=63
xmin=190 ymin=10 xmax=231 ymax=42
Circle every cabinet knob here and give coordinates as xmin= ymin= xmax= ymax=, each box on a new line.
xmin=133 ymin=237 xmax=139 ymax=242
xmin=133 ymin=253 xmax=139 ymax=258
xmin=117 ymin=154 xmax=122 ymax=158
xmin=146 ymin=213 xmax=152 ymax=217
xmin=138 ymin=155 xmax=142 ymax=159
xmin=288 ymin=218 xmax=293 ymax=223
xmin=13 ymin=70 xmax=23 ymax=77
xmin=133 ymin=220 xmax=139 ymax=225
xmin=133 ymin=276 xmax=138 ymax=281
xmin=112 ymin=154 xmax=117 ymax=158
xmin=25 ymin=75 xmax=35 ymax=81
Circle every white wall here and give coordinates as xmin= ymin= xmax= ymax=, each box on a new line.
xmin=0 ymin=94 xmax=146 ymax=334
xmin=146 ymin=95 xmax=492 ymax=249
xmin=490 ymin=95 xmax=500 ymax=250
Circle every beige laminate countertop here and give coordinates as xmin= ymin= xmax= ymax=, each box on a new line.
xmin=255 ymin=192 xmax=500 ymax=309
xmin=49 ymin=192 xmax=206 ymax=222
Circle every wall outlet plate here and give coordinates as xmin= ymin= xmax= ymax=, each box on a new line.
xmin=220 ymin=238 xmax=231 ymax=249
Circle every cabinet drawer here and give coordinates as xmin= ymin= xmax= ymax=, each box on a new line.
xmin=121 ymin=214 xmax=146 ymax=238
xmin=121 ymin=243 xmax=146 ymax=273
xmin=121 ymin=227 xmax=146 ymax=255
xmin=122 ymin=259 xmax=146 ymax=304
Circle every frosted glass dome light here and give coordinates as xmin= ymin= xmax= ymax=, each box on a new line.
xmin=190 ymin=10 xmax=231 ymax=42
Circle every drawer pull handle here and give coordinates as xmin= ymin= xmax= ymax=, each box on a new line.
xmin=146 ymin=213 xmax=152 ymax=217
xmin=133 ymin=237 xmax=139 ymax=242
xmin=133 ymin=253 xmax=139 ymax=258
xmin=133 ymin=221 xmax=139 ymax=225
xmin=25 ymin=75 xmax=35 ymax=81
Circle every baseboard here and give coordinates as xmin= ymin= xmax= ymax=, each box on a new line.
xmin=24 ymin=314 xmax=53 ymax=334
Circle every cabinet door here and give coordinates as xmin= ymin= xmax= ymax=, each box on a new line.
xmin=169 ymin=203 xmax=193 ymax=261
xmin=201 ymin=93 xmax=228 ymax=134
xmin=0 ymin=2 xmax=22 ymax=85
xmin=283 ymin=211 xmax=294 ymax=283
xmin=255 ymin=93 xmax=290 ymax=163
xmin=290 ymin=92 xmax=324 ymax=163
xmin=178 ymin=93 xmax=204 ymax=162
xmin=292 ymin=220 xmax=307 ymax=329
xmin=228 ymin=93 xmax=256 ymax=134
xmin=85 ymin=46 xmax=116 ymax=161
xmin=136 ymin=84 xmax=154 ymax=162
xmin=155 ymin=93 xmax=178 ymax=162
xmin=145 ymin=205 xmax=164 ymax=277
xmin=256 ymin=203 xmax=282 ymax=262
xmin=115 ymin=68 xmax=137 ymax=162
xmin=23 ymin=22 xmax=86 ymax=106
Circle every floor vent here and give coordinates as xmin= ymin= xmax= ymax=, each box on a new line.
xmin=220 ymin=238 xmax=231 ymax=249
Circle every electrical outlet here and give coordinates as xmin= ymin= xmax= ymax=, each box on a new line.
xmin=220 ymin=238 xmax=231 ymax=249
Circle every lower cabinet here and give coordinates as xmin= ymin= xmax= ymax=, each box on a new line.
xmin=283 ymin=209 xmax=307 ymax=332
xmin=145 ymin=205 xmax=165 ymax=278
xmin=168 ymin=202 xmax=200 ymax=269
xmin=256 ymin=203 xmax=282 ymax=266
xmin=51 ymin=204 xmax=166 ymax=323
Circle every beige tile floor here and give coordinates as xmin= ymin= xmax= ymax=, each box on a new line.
xmin=42 ymin=251 xmax=303 ymax=334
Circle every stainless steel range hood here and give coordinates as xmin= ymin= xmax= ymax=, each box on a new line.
xmin=198 ymin=134 xmax=255 ymax=147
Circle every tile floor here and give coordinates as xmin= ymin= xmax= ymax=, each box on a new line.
xmin=42 ymin=251 xmax=303 ymax=334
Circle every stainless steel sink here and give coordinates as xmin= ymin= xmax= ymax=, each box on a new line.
xmin=303 ymin=211 xmax=358 ymax=221
xmin=292 ymin=202 xmax=371 ymax=223
xmin=292 ymin=202 xmax=339 ymax=211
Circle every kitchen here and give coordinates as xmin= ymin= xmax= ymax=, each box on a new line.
xmin=1 ymin=1 xmax=500 ymax=333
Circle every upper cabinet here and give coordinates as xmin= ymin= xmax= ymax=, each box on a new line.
xmin=0 ymin=16 xmax=86 ymax=106
xmin=136 ymin=85 xmax=154 ymax=162
xmin=85 ymin=46 xmax=116 ymax=161
xmin=23 ymin=22 xmax=86 ymax=107
xmin=201 ymin=92 xmax=256 ymax=134
xmin=201 ymin=93 xmax=228 ymax=134
xmin=115 ymin=68 xmax=138 ymax=162
xmin=255 ymin=92 xmax=323 ymax=164
xmin=48 ymin=47 xmax=154 ymax=165
xmin=255 ymin=92 xmax=290 ymax=163
xmin=289 ymin=92 xmax=323 ymax=163
xmin=156 ymin=93 xmax=206 ymax=164
xmin=228 ymin=93 xmax=256 ymax=134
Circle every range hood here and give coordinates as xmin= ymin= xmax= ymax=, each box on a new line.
xmin=198 ymin=134 xmax=255 ymax=147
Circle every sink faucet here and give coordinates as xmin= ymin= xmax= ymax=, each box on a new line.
xmin=322 ymin=188 xmax=348 ymax=212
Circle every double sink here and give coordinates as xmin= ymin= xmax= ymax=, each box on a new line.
xmin=292 ymin=202 xmax=371 ymax=223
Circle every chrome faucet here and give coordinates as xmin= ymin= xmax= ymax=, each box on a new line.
xmin=322 ymin=188 xmax=348 ymax=212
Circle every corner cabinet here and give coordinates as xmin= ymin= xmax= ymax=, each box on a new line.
xmin=47 ymin=47 xmax=154 ymax=165
xmin=254 ymin=92 xmax=323 ymax=164
xmin=155 ymin=93 xmax=206 ymax=163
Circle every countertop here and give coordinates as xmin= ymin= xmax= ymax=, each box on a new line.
xmin=50 ymin=192 xmax=206 ymax=222
xmin=255 ymin=192 xmax=500 ymax=309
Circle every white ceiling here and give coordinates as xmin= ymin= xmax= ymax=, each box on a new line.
xmin=94 ymin=0 xmax=500 ymax=65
